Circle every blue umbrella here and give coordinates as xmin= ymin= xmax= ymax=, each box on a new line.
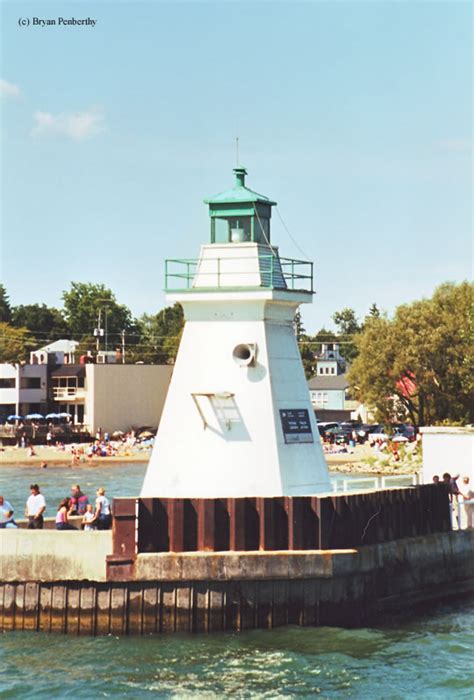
xmin=45 ymin=413 xmax=59 ymax=419
xmin=25 ymin=413 xmax=44 ymax=420
xmin=7 ymin=415 xmax=23 ymax=421
xmin=58 ymin=412 xmax=72 ymax=418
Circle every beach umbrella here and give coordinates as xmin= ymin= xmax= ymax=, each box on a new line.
xmin=45 ymin=413 xmax=59 ymax=419
xmin=7 ymin=415 xmax=23 ymax=421
xmin=25 ymin=413 xmax=44 ymax=420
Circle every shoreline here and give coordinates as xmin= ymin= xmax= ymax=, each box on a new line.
xmin=0 ymin=446 xmax=419 ymax=475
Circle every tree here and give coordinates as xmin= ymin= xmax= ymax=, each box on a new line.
xmin=135 ymin=303 xmax=184 ymax=364
xmin=0 ymin=323 xmax=35 ymax=363
xmin=0 ymin=285 xmax=12 ymax=323
xmin=11 ymin=304 xmax=69 ymax=346
xmin=62 ymin=282 xmax=135 ymax=348
xmin=332 ymin=307 xmax=361 ymax=363
xmin=293 ymin=310 xmax=305 ymax=340
xmin=347 ymin=282 xmax=473 ymax=426
xmin=367 ymin=302 xmax=380 ymax=319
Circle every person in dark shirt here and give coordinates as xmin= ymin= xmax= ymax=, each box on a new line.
xmin=442 ymin=473 xmax=461 ymax=501
xmin=68 ymin=484 xmax=89 ymax=515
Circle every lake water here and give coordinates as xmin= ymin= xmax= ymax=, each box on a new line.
xmin=0 ymin=462 xmax=148 ymax=516
xmin=0 ymin=600 xmax=472 ymax=698
xmin=0 ymin=462 xmax=413 ymax=517
xmin=1 ymin=463 xmax=472 ymax=697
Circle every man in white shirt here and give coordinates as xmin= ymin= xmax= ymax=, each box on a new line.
xmin=25 ymin=484 xmax=46 ymax=529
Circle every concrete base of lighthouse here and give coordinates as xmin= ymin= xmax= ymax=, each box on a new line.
xmin=141 ymin=287 xmax=330 ymax=498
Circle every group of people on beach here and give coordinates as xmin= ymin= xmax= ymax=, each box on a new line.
xmin=0 ymin=484 xmax=112 ymax=531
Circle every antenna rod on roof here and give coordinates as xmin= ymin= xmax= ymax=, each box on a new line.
xmin=236 ymin=136 xmax=239 ymax=166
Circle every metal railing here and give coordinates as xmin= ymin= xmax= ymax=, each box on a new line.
xmin=164 ymin=255 xmax=313 ymax=293
xmin=53 ymin=387 xmax=86 ymax=400
xmin=331 ymin=474 xmax=419 ymax=493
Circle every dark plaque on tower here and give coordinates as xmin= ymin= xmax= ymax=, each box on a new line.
xmin=279 ymin=409 xmax=314 ymax=444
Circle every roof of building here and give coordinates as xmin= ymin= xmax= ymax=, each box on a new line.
xmin=50 ymin=365 xmax=85 ymax=378
xmin=308 ymin=375 xmax=349 ymax=390
xmin=33 ymin=339 xmax=79 ymax=354
xmin=204 ymin=167 xmax=276 ymax=206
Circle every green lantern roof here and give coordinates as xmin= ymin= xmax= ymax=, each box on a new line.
xmin=204 ymin=167 xmax=277 ymax=206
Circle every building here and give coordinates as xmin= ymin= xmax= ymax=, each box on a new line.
xmin=308 ymin=374 xmax=349 ymax=411
xmin=30 ymin=339 xmax=79 ymax=366
xmin=50 ymin=363 xmax=173 ymax=433
xmin=0 ymin=363 xmax=48 ymax=422
xmin=314 ymin=342 xmax=345 ymax=376
xmin=1 ymin=338 xmax=173 ymax=434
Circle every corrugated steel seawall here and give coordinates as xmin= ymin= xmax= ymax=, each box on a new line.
xmin=1 ymin=531 xmax=473 ymax=634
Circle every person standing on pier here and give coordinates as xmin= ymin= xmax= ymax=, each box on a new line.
xmin=0 ymin=495 xmax=17 ymax=528
xmin=25 ymin=484 xmax=46 ymax=529
xmin=69 ymin=485 xmax=89 ymax=516
xmin=94 ymin=487 xmax=112 ymax=530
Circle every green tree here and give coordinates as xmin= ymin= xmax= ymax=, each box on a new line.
xmin=0 ymin=323 xmax=35 ymax=363
xmin=11 ymin=304 xmax=69 ymax=346
xmin=135 ymin=303 xmax=184 ymax=364
xmin=367 ymin=302 xmax=380 ymax=319
xmin=0 ymin=285 xmax=12 ymax=323
xmin=332 ymin=307 xmax=361 ymax=363
xmin=348 ymin=282 xmax=473 ymax=426
xmin=62 ymin=282 xmax=135 ymax=349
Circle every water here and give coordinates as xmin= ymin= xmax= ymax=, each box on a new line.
xmin=0 ymin=601 xmax=472 ymax=698
xmin=0 ymin=463 xmax=396 ymax=518
xmin=0 ymin=462 xmax=148 ymax=516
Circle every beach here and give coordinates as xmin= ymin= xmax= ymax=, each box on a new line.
xmin=0 ymin=443 xmax=419 ymax=474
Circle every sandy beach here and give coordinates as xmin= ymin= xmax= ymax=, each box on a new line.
xmin=0 ymin=445 xmax=152 ymax=467
xmin=0 ymin=443 xmax=419 ymax=474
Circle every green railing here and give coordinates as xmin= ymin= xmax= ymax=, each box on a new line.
xmin=164 ymin=255 xmax=314 ymax=293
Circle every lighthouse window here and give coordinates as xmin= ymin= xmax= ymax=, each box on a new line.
xmin=213 ymin=217 xmax=251 ymax=243
xmin=253 ymin=216 xmax=269 ymax=244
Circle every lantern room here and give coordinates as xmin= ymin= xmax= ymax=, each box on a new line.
xmin=205 ymin=167 xmax=276 ymax=245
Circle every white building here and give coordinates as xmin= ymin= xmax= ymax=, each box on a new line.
xmin=30 ymin=339 xmax=79 ymax=366
xmin=50 ymin=363 xmax=173 ymax=433
xmin=0 ymin=363 xmax=48 ymax=422
xmin=420 ymin=426 xmax=474 ymax=483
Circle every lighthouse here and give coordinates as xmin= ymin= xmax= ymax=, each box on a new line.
xmin=141 ymin=167 xmax=330 ymax=498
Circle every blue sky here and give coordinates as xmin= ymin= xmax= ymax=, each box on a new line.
xmin=1 ymin=0 xmax=472 ymax=332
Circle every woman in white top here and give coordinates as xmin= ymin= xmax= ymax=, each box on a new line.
xmin=95 ymin=487 xmax=112 ymax=530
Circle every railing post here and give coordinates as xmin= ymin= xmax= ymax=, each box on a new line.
xmin=167 ymin=498 xmax=185 ymax=551
xmin=291 ymin=259 xmax=295 ymax=289
xmin=229 ymin=498 xmax=246 ymax=550
xmin=217 ymin=257 xmax=221 ymax=288
xmin=197 ymin=499 xmax=216 ymax=551
xmin=106 ymin=497 xmax=137 ymax=581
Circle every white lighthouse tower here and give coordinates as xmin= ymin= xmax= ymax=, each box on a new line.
xmin=141 ymin=167 xmax=330 ymax=498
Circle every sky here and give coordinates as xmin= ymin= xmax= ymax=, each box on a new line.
xmin=1 ymin=0 xmax=472 ymax=332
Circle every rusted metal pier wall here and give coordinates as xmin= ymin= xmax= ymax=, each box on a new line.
xmin=107 ymin=485 xmax=451 ymax=578
xmin=1 ymin=530 xmax=473 ymax=634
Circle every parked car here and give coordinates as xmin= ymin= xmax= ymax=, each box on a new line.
xmin=331 ymin=425 xmax=354 ymax=444
xmin=316 ymin=422 xmax=340 ymax=440
xmin=370 ymin=423 xmax=416 ymax=442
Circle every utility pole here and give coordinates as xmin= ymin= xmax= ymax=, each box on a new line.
xmin=121 ymin=329 xmax=126 ymax=364
xmin=105 ymin=308 xmax=108 ymax=352
xmin=94 ymin=309 xmax=104 ymax=352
